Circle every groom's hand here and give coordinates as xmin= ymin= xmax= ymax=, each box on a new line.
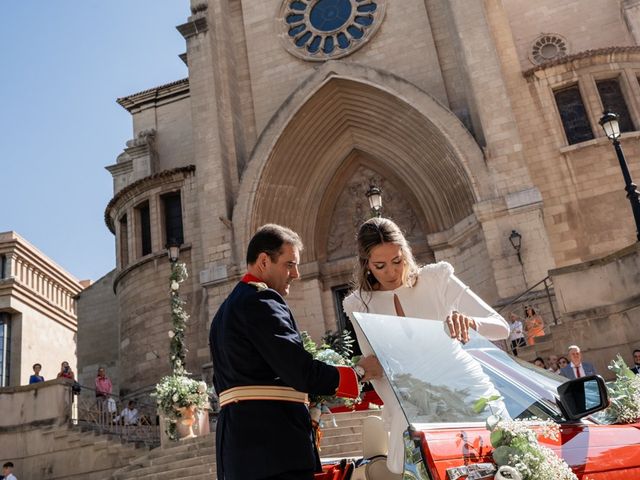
xmin=357 ymin=355 xmax=383 ymax=382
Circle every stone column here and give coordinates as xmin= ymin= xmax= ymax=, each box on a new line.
xmin=624 ymin=0 xmax=640 ymax=45
xmin=444 ymin=0 xmax=555 ymax=298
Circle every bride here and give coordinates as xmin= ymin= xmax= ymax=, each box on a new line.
xmin=343 ymin=217 xmax=510 ymax=474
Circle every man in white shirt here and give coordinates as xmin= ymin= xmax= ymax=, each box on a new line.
xmin=115 ymin=400 xmax=139 ymax=426
xmin=3 ymin=461 xmax=17 ymax=480
xmin=507 ymin=312 xmax=526 ymax=355
xmin=560 ymin=345 xmax=596 ymax=379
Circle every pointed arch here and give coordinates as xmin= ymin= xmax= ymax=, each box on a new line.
xmin=233 ymin=61 xmax=496 ymax=263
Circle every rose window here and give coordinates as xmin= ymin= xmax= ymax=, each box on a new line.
xmin=279 ymin=0 xmax=386 ymax=61
xmin=530 ymin=34 xmax=568 ymax=65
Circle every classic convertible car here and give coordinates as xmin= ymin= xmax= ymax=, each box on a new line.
xmin=318 ymin=313 xmax=640 ymax=480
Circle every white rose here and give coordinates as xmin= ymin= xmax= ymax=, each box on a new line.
xmin=171 ymin=281 xmax=180 ymax=291
xmin=168 ymin=330 xmax=175 ymax=338
xmin=172 ymin=394 xmax=179 ymax=402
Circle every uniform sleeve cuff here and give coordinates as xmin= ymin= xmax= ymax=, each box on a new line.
xmin=335 ymin=366 xmax=359 ymax=399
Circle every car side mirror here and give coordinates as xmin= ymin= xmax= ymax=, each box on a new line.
xmin=557 ymin=375 xmax=609 ymax=421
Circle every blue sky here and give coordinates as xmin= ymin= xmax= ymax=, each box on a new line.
xmin=1 ymin=1 xmax=189 ymax=281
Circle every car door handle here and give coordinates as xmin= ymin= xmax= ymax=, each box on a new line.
xmin=446 ymin=463 xmax=496 ymax=480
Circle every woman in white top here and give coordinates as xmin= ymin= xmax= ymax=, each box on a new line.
xmin=342 ymin=217 xmax=509 ymax=474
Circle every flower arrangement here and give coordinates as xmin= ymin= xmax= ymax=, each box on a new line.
xmin=152 ymin=261 xmax=211 ymax=440
xmin=168 ymin=261 xmax=189 ymax=374
xmin=474 ymin=396 xmax=577 ymax=480
xmin=152 ymin=375 xmax=210 ymax=416
xmin=599 ymin=354 xmax=640 ymax=424
xmin=484 ymin=415 xmax=577 ymax=480
xmin=301 ymin=329 xmax=359 ymax=407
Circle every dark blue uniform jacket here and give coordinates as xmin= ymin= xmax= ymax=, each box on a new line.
xmin=209 ymin=281 xmax=340 ymax=479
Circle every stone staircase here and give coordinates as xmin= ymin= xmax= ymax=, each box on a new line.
xmin=319 ymin=409 xmax=374 ymax=458
xmin=23 ymin=424 xmax=149 ymax=479
xmin=111 ymin=409 xmax=373 ymax=480
xmin=112 ymin=433 xmax=216 ymax=480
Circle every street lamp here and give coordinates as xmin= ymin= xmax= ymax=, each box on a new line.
xmin=509 ymin=230 xmax=523 ymax=265
xmin=167 ymin=239 xmax=181 ymax=263
xmin=599 ymin=111 xmax=640 ymax=242
xmin=366 ymin=185 xmax=383 ymax=218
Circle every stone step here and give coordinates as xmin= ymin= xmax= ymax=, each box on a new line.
xmin=120 ymin=461 xmax=216 ymax=480
xmin=148 ymin=446 xmax=215 ymax=467
xmin=320 ymin=441 xmax=363 ymax=457
xmin=321 ymin=425 xmax=362 ymax=439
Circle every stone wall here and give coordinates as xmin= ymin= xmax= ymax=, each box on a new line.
xmin=535 ymin=243 xmax=640 ymax=378
xmin=12 ymin=301 xmax=78 ymax=387
xmin=503 ymin=0 xmax=635 ymax=70
xmin=0 ymin=380 xmax=140 ymax=479
xmin=76 ymin=270 xmax=119 ymax=393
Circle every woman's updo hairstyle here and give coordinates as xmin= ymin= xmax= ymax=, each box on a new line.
xmin=354 ymin=217 xmax=420 ymax=294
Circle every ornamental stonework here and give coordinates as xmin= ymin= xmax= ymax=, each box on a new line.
xmin=326 ymin=165 xmax=427 ymax=261
xmin=279 ymin=0 xmax=386 ymax=61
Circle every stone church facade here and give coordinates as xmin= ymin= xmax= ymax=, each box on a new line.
xmin=93 ymin=0 xmax=640 ymax=397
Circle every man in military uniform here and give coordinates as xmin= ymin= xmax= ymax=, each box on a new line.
xmin=210 ymin=224 xmax=381 ymax=480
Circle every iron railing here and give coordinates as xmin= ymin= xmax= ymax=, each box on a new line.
xmin=495 ymin=276 xmax=558 ymax=326
xmin=70 ymin=383 xmax=160 ymax=447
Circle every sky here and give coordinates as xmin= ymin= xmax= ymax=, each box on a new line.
xmin=1 ymin=1 xmax=189 ymax=282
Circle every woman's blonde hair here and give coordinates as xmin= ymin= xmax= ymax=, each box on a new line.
xmin=352 ymin=218 xmax=420 ymax=303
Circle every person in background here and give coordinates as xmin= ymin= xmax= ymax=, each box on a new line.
xmin=28 ymin=363 xmax=44 ymax=384
xmin=507 ymin=312 xmax=526 ymax=356
xmin=2 ymin=462 xmax=17 ymax=480
xmin=557 ymin=356 xmax=569 ymax=370
xmin=560 ymin=345 xmax=596 ymax=379
xmin=95 ymin=367 xmax=113 ymax=425
xmin=547 ymin=354 xmax=560 ymax=374
xmin=523 ymin=305 xmax=545 ymax=345
xmin=56 ymin=361 xmax=75 ymax=380
xmin=532 ymin=357 xmax=547 ymax=369
xmin=631 ymin=349 xmax=640 ymax=375
xmin=115 ymin=400 xmax=139 ymax=426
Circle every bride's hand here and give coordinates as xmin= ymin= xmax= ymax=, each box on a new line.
xmin=445 ymin=311 xmax=477 ymax=344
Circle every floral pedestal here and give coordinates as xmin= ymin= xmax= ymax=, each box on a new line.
xmin=159 ymin=408 xmax=211 ymax=447
xmin=176 ymin=405 xmax=197 ymax=440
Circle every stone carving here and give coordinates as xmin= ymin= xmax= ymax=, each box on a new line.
xmin=326 ymin=166 xmax=430 ymax=261
xmin=190 ymin=2 xmax=207 ymax=15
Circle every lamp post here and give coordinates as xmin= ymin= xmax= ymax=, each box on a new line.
xmin=599 ymin=111 xmax=640 ymax=242
xmin=167 ymin=239 xmax=181 ymax=263
xmin=508 ymin=230 xmax=523 ymax=265
xmin=366 ymin=185 xmax=383 ymax=218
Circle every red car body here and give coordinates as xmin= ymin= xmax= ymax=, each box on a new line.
xmin=345 ymin=313 xmax=640 ymax=480
xmin=418 ymin=422 xmax=640 ymax=479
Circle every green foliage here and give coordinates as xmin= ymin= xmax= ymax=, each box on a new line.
xmin=321 ymin=329 xmax=355 ymax=359
xmin=472 ymin=394 xmax=502 ymax=414
xmin=168 ymin=262 xmax=189 ymax=375
xmin=153 ymin=261 xmax=211 ymax=440
xmin=599 ymin=354 xmax=640 ymax=424
xmin=302 ymin=329 xmax=360 ymax=408
xmin=476 ymin=397 xmax=576 ymax=480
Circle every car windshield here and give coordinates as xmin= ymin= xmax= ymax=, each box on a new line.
xmin=353 ymin=313 xmax=565 ymax=425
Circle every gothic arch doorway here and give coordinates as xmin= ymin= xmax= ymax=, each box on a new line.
xmin=234 ymin=69 xmax=494 ymax=335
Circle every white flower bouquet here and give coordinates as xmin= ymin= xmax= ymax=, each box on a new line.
xmin=484 ymin=415 xmax=577 ymax=480
xmin=474 ymin=396 xmax=576 ymax=480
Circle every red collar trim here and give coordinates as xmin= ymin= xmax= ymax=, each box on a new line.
xmin=241 ymin=273 xmax=264 ymax=284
